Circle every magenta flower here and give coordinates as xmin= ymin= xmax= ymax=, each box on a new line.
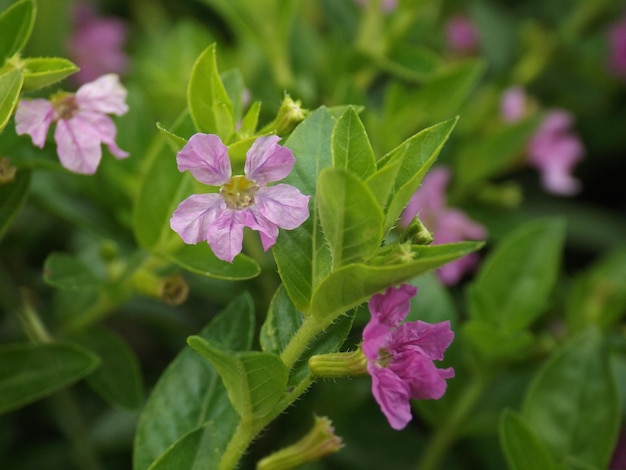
xmin=500 ymin=86 xmax=528 ymax=123
xmin=362 ymin=284 xmax=454 ymax=430
xmin=400 ymin=167 xmax=486 ymax=285
xmin=170 ymin=134 xmax=311 ymax=262
xmin=445 ymin=15 xmax=479 ymax=54
xmin=15 ymin=74 xmax=129 ymax=174
xmin=608 ymin=16 xmax=626 ymax=79
xmin=527 ymin=110 xmax=584 ymax=196
xmin=68 ymin=4 xmax=129 ymax=85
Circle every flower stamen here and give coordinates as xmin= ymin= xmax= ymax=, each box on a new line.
xmin=51 ymin=92 xmax=79 ymax=120
xmin=220 ymin=175 xmax=259 ymax=210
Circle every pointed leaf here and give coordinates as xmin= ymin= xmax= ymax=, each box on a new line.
xmin=0 ymin=168 xmax=30 ymax=241
xmin=43 ymin=252 xmax=100 ymax=290
xmin=318 ymin=168 xmax=384 ymax=268
xmin=0 ymin=69 xmax=24 ymax=133
xmin=156 ymin=122 xmax=188 ymax=153
xmin=331 ymin=106 xmax=376 ymax=179
xmin=187 ymin=44 xmax=234 ymax=139
xmin=523 ymin=328 xmax=620 ymax=469
xmin=133 ymin=293 xmax=254 ymax=470
xmin=187 ymin=337 xmax=288 ymax=421
xmin=0 ymin=342 xmax=99 ymax=414
xmin=239 ymin=101 xmax=261 ymax=136
xmin=71 ymin=327 xmax=143 ymax=410
xmin=311 ymin=241 xmax=483 ymax=325
xmin=148 ymin=424 xmax=220 ymax=470
xmin=0 ymin=0 xmax=35 ymax=62
xmin=469 ymin=219 xmax=565 ymax=331
xmin=274 ymin=107 xmax=335 ymax=313
xmin=500 ymin=410 xmax=558 ymax=470
xmin=21 ymin=57 xmax=78 ymax=91
xmin=375 ymin=117 xmax=458 ymax=231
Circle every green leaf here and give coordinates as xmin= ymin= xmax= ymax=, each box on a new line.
xmin=187 ymin=337 xmax=288 ymax=421
xmin=133 ymin=293 xmax=254 ymax=470
xmin=273 ymin=107 xmax=335 ymax=313
xmin=239 ymin=101 xmax=261 ymax=136
xmin=0 ymin=68 xmax=24 ymax=133
xmin=462 ymin=320 xmax=534 ymax=363
xmin=0 ymin=342 xmax=99 ymax=414
xmin=156 ymin=122 xmax=188 ymax=153
xmin=148 ymin=424 xmax=219 ymax=470
xmin=499 ymin=409 xmax=558 ymax=470
xmin=221 ymin=68 xmax=245 ymax=121
xmin=311 ymin=241 xmax=483 ymax=325
xmin=566 ymin=245 xmax=626 ymax=332
xmin=523 ymin=328 xmax=620 ymax=469
xmin=0 ymin=168 xmax=30 ymax=242
xmin=0 ymin=0 xmax=36 ymax=62
xmin=187 ymin=44 xmax=234 ymax=139
xmin=374 ymin=117 xmax=458 ymax=231
xmin=21 ymin=57 xmax=78 ymax=91
xmin=70 ymin=327 xmax=143 ymax=410
xmin=43 ymin=252 xmax=100 ymax=290
xmin=331 ymin=106 xmax=376 ymax=180
xmin=456 ymin=116 xmax=541 ymax=185
xmin=468 ymin=219 xmax=565 ymax=331
xmin=162 ymin=243 xmax=260 ymax=281
xmin=317 ymin=168 xmax=384 ymax=268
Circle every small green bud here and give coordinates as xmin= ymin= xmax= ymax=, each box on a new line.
xmin=400 ymin=216 xmax=434 ymax=245
xmin=256 ymin=416 xmax=343 ymax=470
xmin=308 ymin=349 xmax=368 ymax=378
xmin=261 ymin=94 xmax=308 ymax=136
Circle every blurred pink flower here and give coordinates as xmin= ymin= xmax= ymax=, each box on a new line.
xmin=445 ymin=15 xmax=479 ymax=54
xmin=15 ymin=74 xmax=129 ymax=174
xmin=362 ymin=284 xmax=454 ymax=430
xmin=400 ymin=167 xmax=486 ymax=285
xmin=68 ymin=4 xmax=129 ymax=84
xmin=499 ymin=87 xmax=584 ymax=196
xmin=608 ymin=16 xmax=626 ymax=78
xmin=170 ymin=134 xmax=310 ymax=262
xmin=527 ymin=110 xmax=584 ymax=195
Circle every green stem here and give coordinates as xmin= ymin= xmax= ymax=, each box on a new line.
xmin=416 ymin=375 xmax=488 ymax=470
xmin=219 ymin=418 xmax=255 ymax=470
xmin=279 ymin=316 xmax=323 ymax=369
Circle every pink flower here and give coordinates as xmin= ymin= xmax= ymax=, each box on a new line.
xmin=15 ymin=74 xmax=129 ymax=174
xmin=608 ymin=16 xmax=626 ymax=78
xmin=353 ymin=0 xmax=397 ymax=13
xmin=170 ymin=134 xmax=311 ymax=263
xmin=527 ymin=110 xmax=584 ymax=196
xmin=68 ymin=4 xmax=129 ymax=85
xmin=500 ymin=86 xmax=527 ymax=123
xmin=445 ymin=15 xmax=479 ymax=54
xmin=400 ymin=167 xmax=486 ymax=285
xmin=362 ymin=284 xmax=454 ymax=430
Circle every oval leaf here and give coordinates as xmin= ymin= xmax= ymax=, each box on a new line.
xmin=317 ymin=168 xmax=384 ymax=268
xmin=0 ymin=69 xmax=24 ymax=133
xmin=331 ymin=106 xmax=376 ymax=180
xmin=133 ymin=293 xmax=254 ymax=470
xmin=0 ymin=0 xmax=36 ymax=62
xmin=43 ymin=252 xmax=100 ymax=290
xmin=0 ymin=342 xmax=99 ymax=414
xmin=148 ymin=424 xmax=220 ymax=470
xmin=522 ymin=328 xmax=620 ymax=469
xmin=21 ymin=57 xmax=78 ymax=91
xmin=499 ymin=409 xmax=558 ymax=470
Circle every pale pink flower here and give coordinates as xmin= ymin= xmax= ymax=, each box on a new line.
xmin=608 ymin=16 xmax=626 ymax=78
xmin=362 ymin=284 xmax=454 ymax=430
xmin=500 ymin=86 xmax=527 ymax=123
xmin=15 ymin=74 xmax=129 ymax=174
xmin=527 ymin=110 xmax=584 ymax=196
xmin=445 ymin=15 xmax=479 ymax=54
xmin=68 ymin=4 xmax=129 ymax=85
xmin=170 ymin=134 xmax=310 ymax=262
xmin=400 ymin=167 xmax=486 ymax=285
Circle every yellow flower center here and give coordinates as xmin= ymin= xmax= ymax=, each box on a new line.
xmin=51 ymin=91 xmax=79 ymax=120
xmin=220 ymin=175 xmax=259 ymax=210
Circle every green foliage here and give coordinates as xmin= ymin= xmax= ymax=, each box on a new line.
xmin=20 ymin=57 xmax=78 ymax=91
xmin=0 ymin=0 xmax=35 ymax=62
xmin=0 ymin=68 xmax=23 ymax=133
xmin=43 ymin=252 xmax=100 ymax=290
xmin=0 ymin=342 xmax=99 ymax=414
xmin=0 ymin=169 xmax=30 ymax=241
xmin=499 ymin=410 xmax=559 ymax=470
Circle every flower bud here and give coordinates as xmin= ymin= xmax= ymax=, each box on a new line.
xmin=399 ymin=215 xmax=434 ymax=245
xmin=261 ymin=94 xmax=308 ymax=136
xmin=0 ymin=157 xmax=17 ymax=184
xmin=308 ymin=349 xmax=368 ymax=378
xmin=256 ymin=416 xmax=343 ymax=470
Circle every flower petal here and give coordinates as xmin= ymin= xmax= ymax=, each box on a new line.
xmin=75 ymin=73 xmax=128 ymax=115
xmin=362 ymin=319 xmax=390 ymax=361
xmin=391 ymin=320 xmax=454 ymax=361
xmin=368 ymin=284 xmax=417 ymax=328
xmin=78 ymin=110 xmax=129 ymax=159
xmin=177 ymin=133 xmax=231 ymax=186
xmin=15 ymin=99 xmax=56 ymax=148
xmin=400 ymin=166 xmax=450 ymax=228
xmin=206 ymin=210 xmax=247 ymax=262
xmin=244 ymin=135 xmax=295 ymax=184
xmin=369 ymin=365 xmax=412 ymax=430
xmin=255 ymin=184 xmax=310 ymax=230
xmin=389 ymin=350 xmax=454 ymax=400
xmin=54 ymin=118 xmax=103 ymax=174
xmin=244 ymin=209 xmax=280 ymax=251
xmin=170 ymin=193 xmax=224 ymax=244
